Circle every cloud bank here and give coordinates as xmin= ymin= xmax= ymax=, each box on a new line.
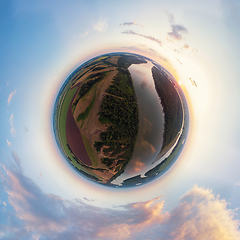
xmin=0 ymin=155 xmax=239 ymax=240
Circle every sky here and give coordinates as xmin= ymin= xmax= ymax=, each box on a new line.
xmin=1 ymin=0 xmax=240 ymax=239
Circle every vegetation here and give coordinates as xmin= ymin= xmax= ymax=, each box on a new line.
xmin=92 ymin=66 xmax=108 ymax=71
xmin=54 ymin=53 xmax=189 ymax=187
xmin=118 ymin=55 xmax=147 ymax=69
xmin=94 ymin=56 xmax=142 ymax=178
xmin=145 ymin=124 xmax=188 ymax=178
xmin=120 ymin=101 xmax=189 ymax=187
xmin=151 ymin=66 xmax=183 ymax=151
xmin=101 ymin=158 xmax=115 ymax=167
xmin=72 ymin=71 xmax=108 ymax=113
xmin=56 ymin=87 xmax=78 ymax=157
xmin=66 ymin=144 xmax=107 ymax=181
xmin=70 ymin=69 xmax=90 ymax=87
xmin=119 ymin=127 xmax=188 ymax=187
xmin=76 ymin=92 xmax=96 ymax=121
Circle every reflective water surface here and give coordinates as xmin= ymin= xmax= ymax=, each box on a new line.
xmin=53 ymin=52 xmax=189 ymax=187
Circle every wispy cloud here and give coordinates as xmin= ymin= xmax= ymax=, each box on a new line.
xmin=120 ymin=21 xmax=144 ymax=27
xmin=168 ymin=13 xmax=188 ymax=40
xmin=0 ymin=156 xmax=239 ymax=240
xmin=7 ymin=89 xmax=17 ymax=106
xmin=94 ymin=18 xmax=108 ymax=32
xmin=9 ymin=114 xmax=16 ymax=137
xmin=7 ymin=139 xmax=12 ymax=147
xmin=81 ymin=30 xmax=89 ymax=37
xmin=12 ymin=151 xmax=21 ymax=169
xmin=168 ymin=24 xmax=187 ymax=40
xmin=122 ymin=30 xmax=162 ymax=45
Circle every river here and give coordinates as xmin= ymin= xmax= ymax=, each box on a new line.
xmin=112 ymin=61 xmax=164 ymax=185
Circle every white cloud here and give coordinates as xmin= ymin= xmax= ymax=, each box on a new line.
xmin=7 ymin=89 xmax=17 ymax=106
xmin=6 ymin=139 xmax=12 ymax=147
xmin=0 ymin=156 xmax=239 ymax=240
xmin=160 ymin=185 xmax=240 ymax=240
xmin=9 ymin=114 xmax=16 ymax=137
xmin=94 ymin=19 xmax=108 ymax=32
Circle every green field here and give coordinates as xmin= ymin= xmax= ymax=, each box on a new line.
xmin=53 ymin=52 xmax=189 ymax=187
xmin=81 ymin=134 xmax=98 ymax=167
xmin=56 ymin=83 xmax=101 ymax=178
xmin=58 ymin=87 xmax=78 ymax=156
xmin=76 ymin=83 xmax=98 ymax=122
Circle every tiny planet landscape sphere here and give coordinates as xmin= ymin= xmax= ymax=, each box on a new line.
xmin=53 ymin=52 xmax=189 ymax=187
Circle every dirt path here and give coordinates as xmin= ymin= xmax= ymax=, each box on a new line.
xmin=66 ymin=87 xmax=92 ymax=166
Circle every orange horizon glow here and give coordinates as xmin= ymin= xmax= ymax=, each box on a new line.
xmin=40 ymin=45 xmax=195 ymax=205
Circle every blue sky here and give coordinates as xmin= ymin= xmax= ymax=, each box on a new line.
xmin=1 ymin=0 xmax=240 ymax=239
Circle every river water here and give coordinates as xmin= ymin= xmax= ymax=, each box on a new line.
xmin=112 ymin=61 xmax=164 ymax=185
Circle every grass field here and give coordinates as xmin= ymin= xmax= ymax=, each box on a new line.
xmin=76 ymin=85 xmax=98 ymax=122
xmin=54 ymin=83 xmax=99 ymax=178
xmin=54 ymin=52 xmax=188 ymax=187
xmin=74 ymin=82 xmax=101 ymax=167
xmin=81 ymin=134 xmax=99 ymax=167
xmin=58 ymin=87 xmax=78 ymax=158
